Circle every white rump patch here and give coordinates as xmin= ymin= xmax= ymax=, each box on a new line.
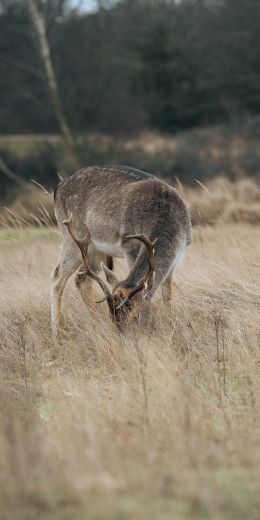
xmin=92 ymin=239 xmax=125 ymax=258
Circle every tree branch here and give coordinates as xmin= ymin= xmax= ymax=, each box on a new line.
xmin=26 ymin=0 xmax=74 ymax=148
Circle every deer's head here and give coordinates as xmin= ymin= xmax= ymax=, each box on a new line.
xmin=63 ymin=215 xmax=156 ymax=327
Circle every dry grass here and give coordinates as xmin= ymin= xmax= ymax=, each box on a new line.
xmin=178 ymin=176 xmax=260 ymax=226
xmin=0 ymin=220 xmax=260 ymax=520
xmin=2 ymin=175 xmax=260 ymax=230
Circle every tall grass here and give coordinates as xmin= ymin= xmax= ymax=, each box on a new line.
xmin=0 ymin=221 xmax=260 ymax=519
xmin=1 ymin=175 xmax=260 ymax=228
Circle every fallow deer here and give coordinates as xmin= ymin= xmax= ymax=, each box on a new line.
xmin=51 ymin=166 xmax=192 ymax=334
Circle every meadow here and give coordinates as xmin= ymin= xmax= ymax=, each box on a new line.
xmin=1 ymin=0 xmax=260 ymax=515
xmin=0 ymin=203 xmax=260 ymax=518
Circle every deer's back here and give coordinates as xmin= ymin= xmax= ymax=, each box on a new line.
xmin=54 ymin=166 xmax=191 ymax=245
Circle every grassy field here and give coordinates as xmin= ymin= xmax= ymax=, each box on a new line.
xmin=0 ymin=220 xmax=260 ymax=519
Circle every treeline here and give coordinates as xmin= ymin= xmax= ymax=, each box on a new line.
xmin=1 ymin=0 xmax=260 ymax=136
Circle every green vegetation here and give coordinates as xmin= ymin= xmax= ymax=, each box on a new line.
xmin=1 ymin=1 xmax=260 ymax=136
xmin=1 ymin=0 xmax=260 ymax=206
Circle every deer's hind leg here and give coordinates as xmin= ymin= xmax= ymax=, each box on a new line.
xmin=50 ymin=242 xmax=81 ymax=336
xmin=161 ymin=270 xmax=174 ymax=305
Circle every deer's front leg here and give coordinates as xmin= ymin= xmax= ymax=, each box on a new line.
xmin=50 ymin=265 xmax=62 ymax=336
xmin=50 ymin=264 xmax=71 ymax=337
xmin=50 ymin=249 xmax=81 ymax=336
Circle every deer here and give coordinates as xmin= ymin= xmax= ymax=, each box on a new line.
xmin=51 ymin=166 xmax=192 ymax=335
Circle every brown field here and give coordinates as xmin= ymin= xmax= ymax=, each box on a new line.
xmin=0 ymin=209 xmax=260 ymax=519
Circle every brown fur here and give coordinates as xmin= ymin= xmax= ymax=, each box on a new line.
xmin=51 ymin=166 xmax=192 ymax=334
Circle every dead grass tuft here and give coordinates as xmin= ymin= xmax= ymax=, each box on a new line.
xmin=183 ymin=176 xmax=260 ymax=225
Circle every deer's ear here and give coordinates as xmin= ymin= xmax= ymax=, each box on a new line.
xmin=101 ymin=263 xmax=119 ymax=288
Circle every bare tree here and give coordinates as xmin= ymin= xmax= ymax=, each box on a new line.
xmin=26 ymin=0 xmax=74 ymax=148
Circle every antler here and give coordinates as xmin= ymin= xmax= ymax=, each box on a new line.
xmin=63 ymin=214 xmax=113 ymax=305
xmin=116 ymin=234 xmax=157 ymax=310
xmin=62 ymin=218 xmax=157 ymax=318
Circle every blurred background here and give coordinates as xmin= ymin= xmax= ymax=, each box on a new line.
xmin=1 ymin=0 xmax=260 ymax=224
